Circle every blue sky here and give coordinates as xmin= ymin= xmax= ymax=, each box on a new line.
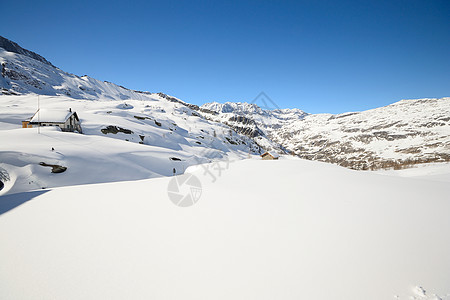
xmin=2 ymin=0 xmax=449 ymax=113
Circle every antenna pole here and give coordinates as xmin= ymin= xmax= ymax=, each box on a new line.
xmin=38 ymin=95 xmax=40 ymax=134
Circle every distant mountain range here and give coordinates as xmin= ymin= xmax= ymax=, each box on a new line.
xmin=201 ymin=99 xmax=450 ymax=169
xmin=1 ymin=35 xmax=449 ymax=170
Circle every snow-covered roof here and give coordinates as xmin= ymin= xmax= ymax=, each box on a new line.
xmin=29 ymin=109 xmax=75 ymax=123
xmin=261 ymin=151 xmax=280 ymax=158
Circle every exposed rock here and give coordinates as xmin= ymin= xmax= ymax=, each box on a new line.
xmin=169 ymin=157 xmax=182 ymax=161
xmin=134 ymin=115 xmax=150 ymax=120
xmin=39 ymin=162 xmax=67 ymax=173
xmin=101 ymin=126 xmax=133 ymax=135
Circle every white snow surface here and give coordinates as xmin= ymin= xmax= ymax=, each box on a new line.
xmin=1 ymin=157 xmax=450 ymax=299
xmin=376 ymin=162 xmax=450 ymax=183
xmin=0 ymin=94 xmax=261 ymax=196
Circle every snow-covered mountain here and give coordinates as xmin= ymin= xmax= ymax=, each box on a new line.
xmin=200 ymin=101 xmax=308 ymax=151
xmin=1 ymin=34 xmax=449 ymax=178
xmin=0 ymin=36 xmax=268 ymax=195
xmin=201 ymin=98 xmax=450 ymax=170
xmin=0 ymin=36 xmax=155 ymax=100
xmin=274 ymin=98 xmax=450 ymax=170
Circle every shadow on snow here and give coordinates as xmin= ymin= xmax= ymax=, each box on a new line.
xmin=0 ymin=190 xmax=49 ymax=216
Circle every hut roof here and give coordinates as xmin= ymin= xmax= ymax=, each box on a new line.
xmin=261 ymin=151 xmax=280 ymax=158
xmin=29 ymin=109 xmax=77 ymax=123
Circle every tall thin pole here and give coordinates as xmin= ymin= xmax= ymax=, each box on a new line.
xmin=37 ymin=95 xmax=40 ymax=134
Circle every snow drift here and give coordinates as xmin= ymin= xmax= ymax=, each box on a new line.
xmin=0 ymin=157 xmax=449 ymax=299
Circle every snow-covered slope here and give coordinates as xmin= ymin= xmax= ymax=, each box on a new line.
xmin=0 ymin=36 xmax=156 ymax=100
xmin=376 ymin=162 xmax=450 ymax=182
xmin=1 ymin=157 xmax=449 ymax=299
xmin=0 ymin=36 xmax=54 ymax=67
xmin=0 ymin=94 xmax=262 ymax=196
xmin=274 ymin=98 xmax=450 ymax=170
xmin=201 ymin=98 xmax=450 ymax=170
xmin=0 ymin=46 xmax=153 ymax=100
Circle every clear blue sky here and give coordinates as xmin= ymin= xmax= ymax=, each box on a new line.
xmin=2 ymin=0 xmax=449 ymax=113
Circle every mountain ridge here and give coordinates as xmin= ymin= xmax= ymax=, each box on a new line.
xmin=0 ymin=36 xmax=55 ymax=67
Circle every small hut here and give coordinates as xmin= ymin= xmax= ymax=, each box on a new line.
xmin=25 ymin=108 xmax=82 ymax=133
xmin=261 ymin=151 xmax=280 ymax=160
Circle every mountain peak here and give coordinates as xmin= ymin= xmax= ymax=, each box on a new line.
xmin=201 ymin=102 xmax=263 ymax=114
xmin=201 ymin=101 xmax=308 ymax=118
xmin=0 ymin=35 xmax=54 ymax=67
